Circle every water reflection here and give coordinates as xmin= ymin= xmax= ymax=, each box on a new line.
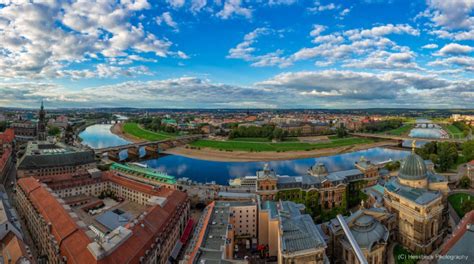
xmin=79 ymin=124 xmax=410 ymax=185
xmin=79 ymin=124 xmax=131 ymax=149
xmin=142 ymin=147 xmax=410 ymax=185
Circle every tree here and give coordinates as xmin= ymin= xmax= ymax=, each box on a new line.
xmin=48 ymin=125 xmax=61 ymax=136
xmin=461 ymin=199 xmax=474 ymax=214
xmin=462 ymin=140 xmax=474 ymax=162
xmin=459 ymin=176 xmax=471 ymax=189
xmin=336 ymin=126 xmax=348 ymax=138
xmin=0 ymin=121 xmax=7 ymax=132
xmin=437 ymin=142 xmax=458 ymax=172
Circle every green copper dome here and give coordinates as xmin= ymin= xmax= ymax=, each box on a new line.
xmin=399 ymin=153 xmax=427 ymax=180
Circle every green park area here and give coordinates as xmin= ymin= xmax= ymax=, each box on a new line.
xmin=394 ymin=244 xmax=420 ymax=264
xmin=384 ymin=124 xmax=413 ymax=136
xmin=123 ymin=122 xmax=175 ymax=141
xmin=444 ymin=124 xmax=464 ymax=139
xmin=448 ymin=193 xmax=474 ymax=218
xmin=189 ymin=137 xmax=375 ymax=152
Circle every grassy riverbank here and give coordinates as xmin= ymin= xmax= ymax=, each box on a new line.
xmin=122 ymin=122 xmax=175 ymax=141
xmin=443 ymin=124 xmax=464 ymax=138
xmin=189 ymin=137 xmax=375 ymax=152
xmin=385 ymin=124 xmax=413 ymax=136
xmin=448 ymin=193 xmax=474 ymax=218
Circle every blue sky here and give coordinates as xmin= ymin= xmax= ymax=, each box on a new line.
xmin=0 ymin=0 xmax=473 ymax=108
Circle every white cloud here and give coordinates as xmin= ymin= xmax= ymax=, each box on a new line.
xmin=422 ymin=44 xmax=438 ymax=49
xmin=438 ymin=43 xmax=473 ymax=56
xmin=2 ymin=71 xmax=473 ymax=108
xmin=217 ymin=0 xmax=252 ymax=19
xmin=308 ymin=3 xmax=338 ymax=13
xmin=0 ymin=0 xmax=181 ymax=79
xmin=190 ymin=0 xmax=208 ymax=13
xmin=338 ymin=8 xmax=351 ymax=19
xmin=167 ymin=0 xmax=186 ymax=9
xmin=227 ymin=28 xmax=291 ymax=67
xmin=156 ymin=12 xmax=179 ymax=31
xmin=343 ymin=51 xmax=420 ymax=70
xmin=310 ymin=24 xmax=327 ymax=37
xmin=268 ymin=0 xmax=297 ymax=6
xmin=426 ymin=0 xmax=474 ymax=30
xmin=429 ymin=56 xmax=474 ymax=71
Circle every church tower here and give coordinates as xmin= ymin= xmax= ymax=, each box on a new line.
xmin=37 ymin=101 xmax=47 ymax=141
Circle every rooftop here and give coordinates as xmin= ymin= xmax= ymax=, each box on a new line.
xmin=279 ymin=201 xmax=327 ymax=254
xmin=439 ymin=211 xmax=474 ymax=264
xmin=110 ymin=163 xmax=176 ymax=185
xmin=385 ymin=178 xmax=441 ymax=205
xmin=17 ymin=173 xmax=188 ymax=263
xmin=17 ymin=141 xmax=95 ymax=170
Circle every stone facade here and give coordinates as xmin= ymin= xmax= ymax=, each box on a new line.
xmin=384 ymin=152 xmax=449 ymax=254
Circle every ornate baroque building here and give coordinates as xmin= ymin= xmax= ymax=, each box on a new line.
xmin=383 ymin=150 xmax=449 ymax=254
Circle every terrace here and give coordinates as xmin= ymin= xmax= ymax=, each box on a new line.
xmin=67 ymin=195 xmax=148 ymax=234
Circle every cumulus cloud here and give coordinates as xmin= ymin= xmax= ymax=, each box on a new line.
xmin=190 ymin=0 xmax=208 ymax=13
xmin=437 ymin=43 xmax=474 ymax=56
xmin=419 ymin=0 xmax=474 ymax=41
xmin=426 ymin=0 xmax=474 ymax=30
xmin=227 ymin=28 xmax=291 ymax=67
xmin=343 ymin=51 xmax=420 ymax=70
xmin=268 ymin=0 xmax=298 ymax=6
xmin=0 ymin=0 xmax=181 ymax=79
xmin=2 ymin=71 xmax=473 ymax=108
xmin=308 ymin=3 xmax=338 ymax=13
xmin=422 ymin=44 xmax=438 ymax=49
xmin=167 ymin=0 xmax=186 ymax=9
xmin=156 ymin=12 xmax=179 ymax=31
xmin=217 ymin=0 xmax=252 ymax=19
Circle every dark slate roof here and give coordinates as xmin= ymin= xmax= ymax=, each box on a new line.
xmin=348 ymin=215 xmax=389 ymax=251
xmin=18 ymin=141 xmax=95 ymax=170
xmin=279 ymin=201 xmax=326 ymax=254
xmin=385 ymin=178 xmax=441 ymax=205
xmin=438 ymin=226 xmax=474 ymax=264
xmin=96 ymin=209 xmax=133 ymax=231
xmin=399 ymin=153 xmax=428 ymax=180
xmin=326 ymin=169 xmax=362 ymax=182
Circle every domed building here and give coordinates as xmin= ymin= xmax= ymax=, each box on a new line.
xmin=384 ymin=150 xmax=449 ymax=254
xmin=323 ymin=207 xmax=394 ymax=264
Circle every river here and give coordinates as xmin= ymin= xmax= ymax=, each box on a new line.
xmin=80 ymin=124 xmax=410 ymax=185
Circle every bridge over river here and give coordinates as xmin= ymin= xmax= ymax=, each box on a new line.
xmin=94 ymin=134 xmax=203 ymax=161
xmin=350 ymin=133 xmax=465 ymax=143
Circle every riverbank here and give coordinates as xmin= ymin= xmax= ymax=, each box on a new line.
xmin=110 ymin=123 xmax=144 ymax=143
xmin=165 ymin=140 xmax=399 ymax=162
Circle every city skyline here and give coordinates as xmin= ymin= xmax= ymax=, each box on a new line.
xmin=0 ymin=0 xmax=473 ymax=108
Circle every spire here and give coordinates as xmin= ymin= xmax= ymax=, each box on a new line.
xmin=411 ymin=140 xmax=416 ymax=153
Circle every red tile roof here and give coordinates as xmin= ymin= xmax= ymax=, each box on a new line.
xmin=0 ymin=129 xmax=14 ymax=144
xmin=17 ymin=175 xmax=188 ymax=263
xmin=18 ymin=177 xmax=97 ymax=264
xmin=0 ymin=148 xmax=11 ymax=174
xmin=440 ymin=210 xmax=474 ymax=255
xmin=1 ymin=231 xmax=33 ymax=263
xmin=101 ymin=190 xmax=187 ymax=263
xmin=103 ymin=171 xmax=174 ymax=197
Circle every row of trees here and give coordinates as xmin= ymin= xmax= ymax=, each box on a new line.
xmin=131 ymin=117 xmax=179 ymax=133
xmin=361 ymin=119 xmax=404 ymax=133
xmin=228 ymin=125 xmax=288 ymax=141
xmin=452 ymin=121 xmax=471 ymax=137
xmin=416 ymin=142 xmax=459 ymax=172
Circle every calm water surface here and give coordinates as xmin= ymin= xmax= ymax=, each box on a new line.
xmin=142 ymin=148 xmax=409 ymax=185
xmin=79 ymin=124 xmax=131 ymax=149
xmin=79 ymin=124 xmax=410 ymax=185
